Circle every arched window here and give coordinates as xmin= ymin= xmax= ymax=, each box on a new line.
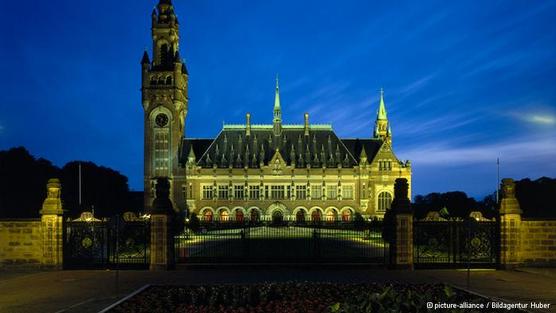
xmin=325 ymin=211 xmax=337 ymax=222
xmin=341 ymin=210 xmax=352 ymax=222
xmin=272 ymin=211 xmax=283 ymax=224
xmin=203 ymin=210 xmax=213 ymax=222
xmin=378 ymin=192 xmax=392 ymax=211
xmin=219 ymin=210 xmax=229 ymax=222
xmin=235 ymin=209 xmax=244 ymax=223
xmin=311 ymin=210 xmax=321 ymax=222
xmin=166 ymin=76 xmax=173 ymax=85
xmin=250 ymin=209 xmax=260 ymax=222
xmin=296 ymin=210 xmax=306 ymax=223
xmin=160 ymin=43 xmax=169 ymax=65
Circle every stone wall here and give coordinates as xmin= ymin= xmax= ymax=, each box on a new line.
xmin=520 ymin=219 xmax=556 ymax=266
xmin=0 ymin=219 xmax=43 ymax=266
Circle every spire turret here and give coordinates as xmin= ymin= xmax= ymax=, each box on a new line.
xmin=378 ymin=88 xmax=387 ymax=120
xmin=273 ymin=76 xmax=282 ymax=137
xmin=373 ymin=88 xmax=391 ymax=143
xmin=141 ymin=50 xmax=150 ymax=65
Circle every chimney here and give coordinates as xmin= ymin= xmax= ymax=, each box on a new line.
xmin=246 ymin=113 xmax=251 ymax=137
xmin=304 ymin=113 xmax=309 ymax=136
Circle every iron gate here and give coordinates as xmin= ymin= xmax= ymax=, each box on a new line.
xmin=413 ymin=220 xmax=499 ymax=268
xmin=64 ymin=217 xmax=149 ymax=269
xmin=175 ymin=221 xmax=387 ymax=264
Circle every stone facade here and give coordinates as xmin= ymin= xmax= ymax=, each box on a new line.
xmin=0 ymin=179 xmax=65 ymax=267
xmin=520 ymin=220 xmax=556 ymax=266
xmin=499 ymin=178 xmax=556 ymax=267
xmin=0 ymin=220 xmax=42 ymax=266
xmin=142 ymin=0 xmax=411 ymax=221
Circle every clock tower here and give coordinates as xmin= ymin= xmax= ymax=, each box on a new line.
xmin=141 ymin=0 xmax=188 ymax=211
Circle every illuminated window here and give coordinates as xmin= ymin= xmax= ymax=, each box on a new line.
xmin=325 ymin=210 xmax=337 ymax=222
xmin=248 ymin=185 xmax=259 ymax=200
xmin=378 ymin=192 xmax=392 ymax=211
xmin=235 ymin=209 xmax=244 ymax=222
xmin=326 ymin=185 xmax=337 ymax=200
xmin=296 ymin=185 xmax=307 ymax=200
xmin=342 ymin=185 xmax=354 ymax=200
xmin=311 ymin=184 xmax=322 ymax=200
xmin=270 ymin=185 xmax=285 ymax=200
xmin=341 ymin=210 xmax=352 ymax=222
xmin=203 ymin=210 xmax=213 ymax=222
xmin=219 ymin=210 xmax=229 ymax=221
xmin=233 ymin=185 xmax=244 ymax=200
xmin=218 ymin=185 xmax=228 ymax=200
xmin=154 ymin=129 xmax=170 ymax=176
xmin=202 ymin=186 xmax=213 ymax=200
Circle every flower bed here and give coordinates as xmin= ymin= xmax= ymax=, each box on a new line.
xmin=108 ymin=282 xmax=524 ymax=313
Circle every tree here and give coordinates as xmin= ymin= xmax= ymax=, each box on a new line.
xmin=0 ymin=147 xmax=59 ymax=218
xmin=0 ymin=147 xmax=133 ymax=218
xmin=515 ymin=177 xmax=556 ymax=218
xmin=412 ymin=191 xmax=477 ymax=219
xmin=61 ymin=161 xmax=130 ymax=218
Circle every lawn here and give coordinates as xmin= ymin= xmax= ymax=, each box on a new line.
xmin=175 ymin=226 xmax=387 ymax=262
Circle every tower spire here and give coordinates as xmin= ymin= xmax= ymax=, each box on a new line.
xmin=373 ymin=88 xmax=391 ymax=143
xmin=273 ymin=75 xmax=282 ymax=137
xmin=378 ymin=88 xmax=387 ymax=120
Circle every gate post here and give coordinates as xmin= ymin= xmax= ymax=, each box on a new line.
xmin=389 ymin=178 xmax=413 ymax=270
xmin=148 ymin=177 xmax=176 ymax=271
xmin=499 ymin=178 xmax=522 ymax=269
xmin=40 ymin=178 xmax=64 ymax=269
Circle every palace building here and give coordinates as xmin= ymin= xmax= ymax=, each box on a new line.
xmin=141 ymin=0 xmax=411 ymax=221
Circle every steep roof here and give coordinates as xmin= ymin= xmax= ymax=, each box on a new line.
xmin=181 ymin=126 xmax=384 ymax=168
xmin=340 ymin=139 xmax=382 ymax=163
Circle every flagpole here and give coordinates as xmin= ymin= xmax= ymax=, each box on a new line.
xmin=79 ymin=162 xmax=82 ymax=208
xmin=496 ymin=158 xmax=500 ymax=204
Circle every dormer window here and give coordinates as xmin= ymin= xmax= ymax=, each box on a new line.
xmin=379 ymin=160 xmax=392 ymax=171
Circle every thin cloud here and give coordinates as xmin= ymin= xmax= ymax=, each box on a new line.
xmin=526 ymin=114 xmax=556 ymax=125
xmin=289 ymin=82 xmax=351 ymax=111
xmin=395 ymin=112 xmax=483 ymax=137
xmin=396 ymin=74 xmax=436 ymax=96
xmin=507 ymin=109 xmax=556 ymax=126
xmin=400 ymin=134 xmax=556 ymax=166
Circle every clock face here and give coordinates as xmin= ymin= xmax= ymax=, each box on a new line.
xmin=155 ymin=113 xmax=168 ymax=127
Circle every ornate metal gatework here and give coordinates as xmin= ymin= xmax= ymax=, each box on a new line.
xmin=64 ymin=212 xmax=149 ymax=269
xmin=174 ymin=220 xmax=387 ymax=264
xmin=413 ymin=219 xmax=499 ymax=268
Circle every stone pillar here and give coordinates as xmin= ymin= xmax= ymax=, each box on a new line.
xmin=149 ymin=177 xmax=176 ymax=271
xmin=389 ymin=178 xmax=413 ymax=270
xmin=499 ymin=178 xmax=522 ymax=269
xmin=39 ymin=178 xmax=64 ymax=269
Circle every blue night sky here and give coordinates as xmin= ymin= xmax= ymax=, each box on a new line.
xmin=1 ymin=0 xmax=555 ymax=199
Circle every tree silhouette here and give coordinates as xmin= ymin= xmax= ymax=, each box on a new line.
xmin=0 ymin=147 xmax=134 ymax=218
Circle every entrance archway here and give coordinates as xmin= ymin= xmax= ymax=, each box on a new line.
xmin=296 ymin=210 xmax=306 ymax=223
xmin=272 ymin=211 xmax=284 ymax=224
